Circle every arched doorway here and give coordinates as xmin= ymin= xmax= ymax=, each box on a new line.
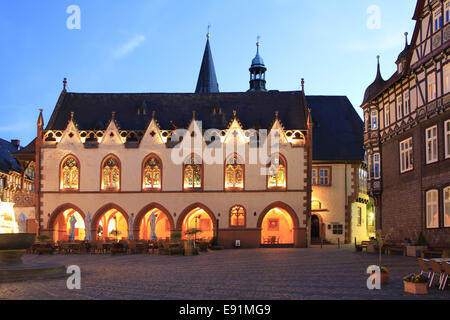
xmin=94 ymin=209 xmax=128 ymax=241
xmin=311 ymin=215 xmax=320 ymax=241
xmin=52 ymin=209 xmax=86 ymax=242
xmin=260 ymin=207 xmax=294 ymax=245
xmin=181 ymin=207 xmax=214 ymax=241
xmin=138 ymin=208 xmax=171 ymax=240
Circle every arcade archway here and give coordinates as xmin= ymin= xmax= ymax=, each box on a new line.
xmin=180 ymin=207 xmax=215 ymax=241
xmin=138 ymin=208 xmax=172 ymax=240
xmin=94 ymin=208 xmax=128 ymax=241
xmin=51 ymin=209 xmax=86 ymax=242
xmin=260 ymin=207 xmax=294 ymax=245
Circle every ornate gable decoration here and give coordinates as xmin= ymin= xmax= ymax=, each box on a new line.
xmin=141 ymin=114 xmax=164 ymax=146
xmin=100 ymin=113 xmax=123 ymax=146
xmin=58 ymin=113 xmax=82 ymax=146
xmin=269 ymin=112 xmax=289 ymax=145
xmin=223 ymin=110 xmax=248 ymax=145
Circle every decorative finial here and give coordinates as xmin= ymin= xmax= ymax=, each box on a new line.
xmin=152 ymin=110 xmax=156 ymax=120
xmin=275 ymin=111 xmax=279 ymax=120
xmin=70 ymin=112 xmax=74 ymax=121
xmin=301 ymin=78 xmax=305 ymax=91
xmin=404 ymin=32 xmax=408 ymax=45
xmin=192 ymin=110 xmax=196 ymax=119
xmin=63 ymin=78 xmax=67 ymax=90
xmin=207 ymin=24 xmax=211 ymax=39
xmin=257 ymin=35 xmax=261 ymax=47
xmin=112 ymin=111 xmax=116 ymax=120
xmin=233 ymin=110 xmax=237 ymax=118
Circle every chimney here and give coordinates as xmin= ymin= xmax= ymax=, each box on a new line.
xmin=11 ymin=140 xmax=20 ymax=150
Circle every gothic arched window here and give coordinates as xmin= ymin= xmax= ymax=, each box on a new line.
xmin=267 ymin=154 xmax=287 ymax=189
xmin=183 ymin=154 xmax=202 ymax=190
xmin=225 ymin=154 xmax=244 ymax=190
xmin=230 ymin=205 xmax=246 ymax=227
xmin=60 ymin=156 xmax=79 ymax=191
xmin=101 ymin=155 xmax=120 ymax=191
xmin=142 ymin=155 xmax=162 ymax=190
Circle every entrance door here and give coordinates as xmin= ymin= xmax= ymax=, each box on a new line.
xmin=311 ymin=215 xmax=320 ymax=240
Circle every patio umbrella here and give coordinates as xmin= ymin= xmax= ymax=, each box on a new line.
xmin=69 ymin=215 xmax=77 ymax=241
xmin=18 ymin=213 xmax=27 ymax=233
xmin=85 ymin=212 xmax=92 ymax=241
xmin=128 ymin=213 xmax=134 ymax=240
xmin=150 ymin=213 xmax=157 ymax=241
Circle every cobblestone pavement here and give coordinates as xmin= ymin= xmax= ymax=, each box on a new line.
xmin=0 ymin=247 xmax=449 ymax=300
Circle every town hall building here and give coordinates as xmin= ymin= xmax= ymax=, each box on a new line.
xmin=11 ymin=34 xmax=369 ymax=248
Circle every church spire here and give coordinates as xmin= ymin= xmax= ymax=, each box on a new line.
xmin=195 ymin=28 xmax=219 ymax=94
xmin=248 ymin=36 xmax=267 ymax=92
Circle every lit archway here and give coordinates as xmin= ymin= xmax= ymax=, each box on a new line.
xmin=180 ymin=207 xmax=214 ymax=241
xmin=260 ymin=207 xmax=294 ymax=245
xmin=138 ymin=208 xmax=171 ymax=240
xmin=52 ymin=209 xmax=86 ymax=242
xmin=93 ymin=207 xmax=128 ymax=241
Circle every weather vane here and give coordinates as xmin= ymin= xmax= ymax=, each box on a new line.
xmin=257 ymin=35 xmax=261 ymax=46
xmin=207 ymin=24 xmax=211 ymax=38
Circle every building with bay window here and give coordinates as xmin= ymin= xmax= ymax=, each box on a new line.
xmin=362 ymin=0 xmax=450 ymax=245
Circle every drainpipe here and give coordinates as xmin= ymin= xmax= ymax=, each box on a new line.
xmin=344 ymin=162 xmax=348 ymax=245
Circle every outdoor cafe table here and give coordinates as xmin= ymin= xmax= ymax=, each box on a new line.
xmin=430 ymin=258 xmax=450 ymax=263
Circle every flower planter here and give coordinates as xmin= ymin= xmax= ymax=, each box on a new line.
xmin=403 ymin=281 xmax=428 ymax=295
xmin=406 ymin=246 xmax=427 ymax=257
xmin=371 ymin=272 xmax=389 ymax=285
xmin=367 ymin=244 xmax=376 ymax=254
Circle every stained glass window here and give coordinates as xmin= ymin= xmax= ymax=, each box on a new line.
xmin=230 ymin=206 xmax=245 ymax=227
xmin=225 ymin=154 xmax=244 ymax=190
xmin=143 ymin=156 xmax=161 ymax=190
xmin=268 ymin=155 xmax=286 ymax=189
xmin=61 ymin=156 xmax=79 ymax=190
xmin=184 ymin=155 xmax=202 ymax=190
xmin=102 ymin=156 xmax=120 ymax=191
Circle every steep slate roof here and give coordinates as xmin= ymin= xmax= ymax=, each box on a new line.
xmin=46 ymin=91 xmax=308 ymax=131
xmin=307 ymin=96 xmax=364 ymax=162
xmin=0 ymin=138 xmax=21 ymax=174
xmin=195 ymin=39 xmax=219 ymax=94
xmin=12 ymin=139 xmax=36 ymax=162
xmin=362 ymin=1 xmax=423 ymax=106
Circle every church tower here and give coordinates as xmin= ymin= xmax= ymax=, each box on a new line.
xmin=248 ymin=38 xmax=267 ymax=92
xmin=195 ymin=31 xmax=219 ymax=93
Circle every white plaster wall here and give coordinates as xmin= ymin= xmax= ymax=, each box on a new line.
xmin=40 ymin=128 xmax=307 ymax=230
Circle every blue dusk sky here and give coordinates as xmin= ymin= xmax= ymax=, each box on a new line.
xmin=0 ymin=0 xmax=417 ymax=146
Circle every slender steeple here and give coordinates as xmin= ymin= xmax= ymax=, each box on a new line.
xmin=248 ymin=36 xmax=267 ymax=92
xmin=195 ymin=28 xmax=219 ymax=93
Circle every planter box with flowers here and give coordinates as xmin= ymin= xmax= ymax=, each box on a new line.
xmin=403 ymin=274 xmax=428 ymax=295
xmin=371 ymin=266 xmax=390 ymax=285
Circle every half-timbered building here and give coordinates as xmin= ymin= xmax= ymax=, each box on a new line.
xmin=362 ymin=0 xmax=450 ymax=245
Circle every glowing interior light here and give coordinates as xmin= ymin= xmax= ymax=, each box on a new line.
xmin=0 ymin=202 xmax=19 ymax=234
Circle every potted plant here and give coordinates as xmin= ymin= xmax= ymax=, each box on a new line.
xmin=371 ymin=229 xmax=393 ymax=284
xmin=37 ymin=234 xmax=50 ymax=243
xmin=109 ymin=230 xmax=121 ymax=242
xmin=36 ymin=234 xmax=53 ymax=255
xmin=184 ymin=228 xmax=201 ymax=256
xmin=407 ymin=232 xmax=427 ymax=257
xmin=403 ymin=273 xmax=428 ymax=295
